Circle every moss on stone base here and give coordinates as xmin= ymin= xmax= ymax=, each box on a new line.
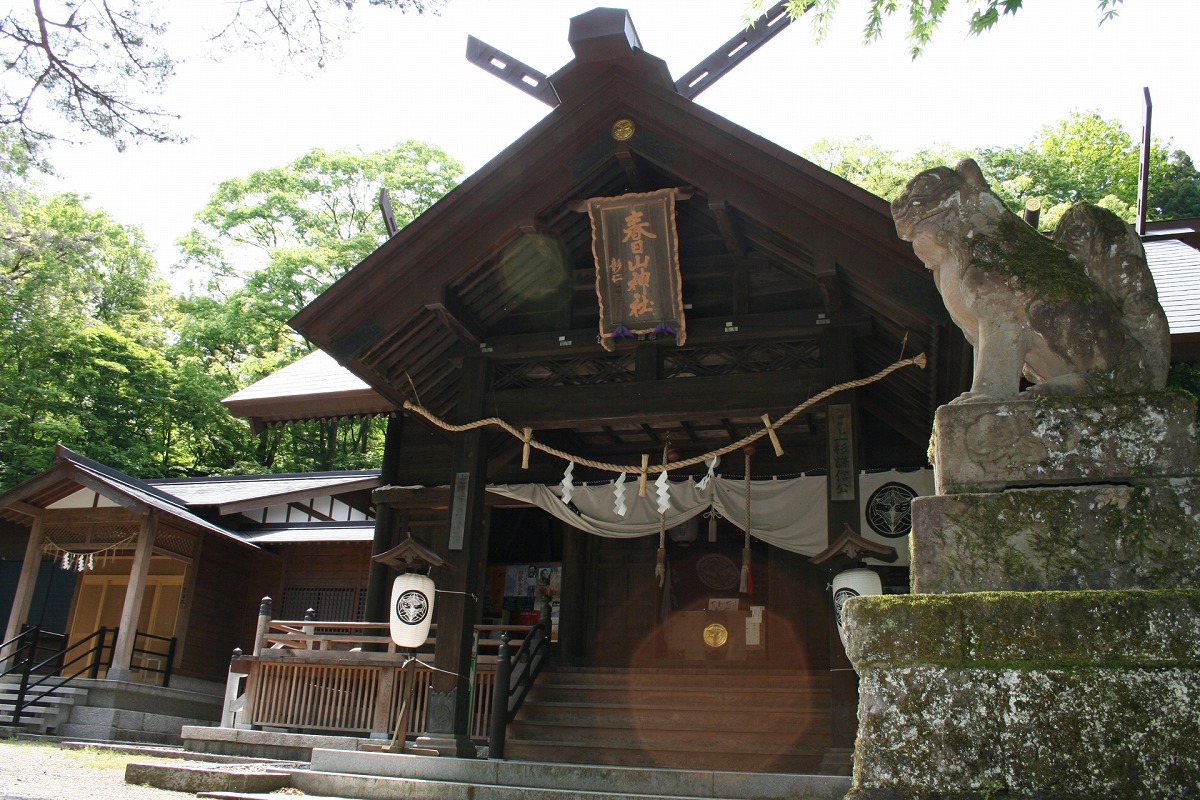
xmin=844 ymin=589 xmax=1200 ymax=668
xmin=912 ymin=483 xmax=1200 ymax=593
xmin=846 ymin=591 xmax=1200 ymax=799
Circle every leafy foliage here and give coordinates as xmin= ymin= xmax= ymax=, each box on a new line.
xmin=0 ymin=180 xmax=176 ymax=486
xmin=755 ymin=0 xmax=1124 ymax=56
xmin=803 ymin=136 xmax=971 ymax=200
xmin=171 ymin=141 xmax=461 ymax=473
xmin=979 ymin=112 xmax=1200 ymax=230
xmin=0 ymin=137 xmax=459 ymax=489
xmin=807 ymin=113 xmax=1200 ymax=232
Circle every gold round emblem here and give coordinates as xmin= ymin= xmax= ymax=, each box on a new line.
xmin=611 ymin=118 xmax=635 ymax=141
xmin=703 ymin=623 xmax=728 ymax=648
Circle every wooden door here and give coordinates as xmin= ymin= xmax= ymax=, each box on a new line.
xmin=68 ymin=575 xmax=183 ymax=678
xmin=586 ymin=535 xmax=660 ymax=666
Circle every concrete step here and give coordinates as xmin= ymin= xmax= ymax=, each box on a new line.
xmin=0 ymin=683 xmax=88 ymax=734
xmin=288 ymin=748 xmax=851 ymax=800
xmin=500 ymin=738 xmax=828 ymax=774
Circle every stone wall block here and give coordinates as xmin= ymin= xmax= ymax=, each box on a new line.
xmin=846 ymin=591 xmax=1200 ymax=799
xmin=931 ymin=393 xmax=1199 ymax=494
xmin=912 ymin=483 xmax=1200 ymax=593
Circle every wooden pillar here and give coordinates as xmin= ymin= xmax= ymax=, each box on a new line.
xmin=2 ymin=513 xmax=46 ymax=657
xmin=822 ymin=327 xmax=861 ymax=753
xmin=106 ymin=512 xmax=158 ymax=682
xmin=417 ymin=355 xmax=492 ymax=757
xmin=557 ymin=523 xmax=587 ymax=665
xmin=365 ymin=414 xmax=406 ymax=625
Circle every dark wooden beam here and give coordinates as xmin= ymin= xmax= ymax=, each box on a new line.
xmin=38 ymin=507 xmax=138 ymax=525
xmin=614 ymin=149 xmax=646 ymax=192
xmin=374 ymin=486 xmax=528 ymax=510
xmin=458 ymin=308 xmax=870 ymax=360
xmin=486 ymin=368 xmax=824 ymax=428
xmin=675 ymin=0 xmax=796 ymax=99
xmin=465 ymin=36 xmax=559 ymax=107
xmin=425 ymin=288 xmax=486 ymax=345
xmin=709 ymin=200 xmax=747 ymax=258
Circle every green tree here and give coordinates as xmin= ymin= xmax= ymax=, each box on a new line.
xmin=803 ymin=136 xmax=971 ymax=201
xmin=0 ymin=179 xmax=177 ymax=487
xmin=755 ymin=0 xmax=1123 ymax=56
xmin=172 ymin=141 xmax=461 ymax=472
xmin=978 ymin=112 xmax=1200 ymax=229
xmin=1150 ymin=150 xmax=1200 ymax=221
xmin=805 ymin=114 xmax=1200 ymax=230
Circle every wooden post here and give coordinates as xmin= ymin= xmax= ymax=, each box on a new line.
xmin=252 ymin=597 xmax=272 ymax=657
xmin=822 ymin=327 xmax=861 ymax=753
xmin=106 ymin=511 xmax=158 ymax=681
xmin=221 ymin=648 xmax=245 ymax=728
xmin=303 ymin=608 xmax=316 ymax=651
xmin=365 ymin=414 xmax=406 ymax=627
xmin=489 ymin=631 xmax=512 ymax=760
xmin=417 ymin=355 xmax=492 ymax=758
xmin=2 ymin=514 xmax=46 ymax=660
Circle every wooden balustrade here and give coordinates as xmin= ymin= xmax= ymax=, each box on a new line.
xmin=228 ymin=616 xmax=530 ymax=741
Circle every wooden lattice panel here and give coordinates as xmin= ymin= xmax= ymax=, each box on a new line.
xmin=494 ymin=353 xmax=636 ymax=390
xmin=155 ymin=529 xmax=195 ymax=559
xmin=44 ymin=525 xmax=138 ymax=544
xmin=663 ymin=340 xmax=821 ymax=378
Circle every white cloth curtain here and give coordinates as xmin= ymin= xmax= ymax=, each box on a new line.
xmin=487 ymin=476 xmax=829 ymax=557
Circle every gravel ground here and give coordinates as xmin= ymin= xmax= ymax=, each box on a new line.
xmin=0 ymin=739 xmax=204 ymax=800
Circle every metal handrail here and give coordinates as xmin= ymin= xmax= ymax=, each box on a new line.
xmin=489 ymin=600 xmax=553 ymax=760
xmin=3 ymin=627 xmax=115 ymax=727
xmin=132 ymin=630 xmax=176 ymax=687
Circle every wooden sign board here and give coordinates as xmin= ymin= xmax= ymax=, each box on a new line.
xmin=586 ymin=188 xmax=687 ymax=351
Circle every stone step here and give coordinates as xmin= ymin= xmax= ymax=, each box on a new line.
xmin=537 ymin=668 xmax=831 ymax=689
xmin=507 ymin=667 xmax=834 ymax=772
xmin=0 ymin=684 xmax=87 ymax=734
xmin=512 ymin=700 xmax=831 ymax=731
xmin=291 ymin=748 xmax=850 ymax=800
xmin=500 ymin=738 xmax=828 ymax=774
xmin=528 ymin=684 xmax=830 ymax=707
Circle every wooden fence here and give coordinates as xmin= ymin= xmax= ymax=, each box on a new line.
xmin=226 ymin=618 xmax=523 ymax=740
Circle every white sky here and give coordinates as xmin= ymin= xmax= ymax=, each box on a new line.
xmin=42 ymin=0 xmax=1200 ymax=281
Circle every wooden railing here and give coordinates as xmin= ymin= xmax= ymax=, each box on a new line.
xmin=224 ymin=599 xmax=533 ymax=742
xmin=489 ymin=600 xmax=553 ymax=759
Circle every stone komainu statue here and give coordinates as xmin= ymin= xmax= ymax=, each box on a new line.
xmin=891 ymin=158 xmax=1170 ymax=403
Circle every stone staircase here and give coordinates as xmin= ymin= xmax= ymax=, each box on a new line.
xmin=500 ymin=667 xmax=836 ymax=774
xmin=0 ymin=678 xmax=89 ymax=735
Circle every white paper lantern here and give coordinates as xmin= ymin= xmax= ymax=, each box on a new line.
xmin=831 ymin=568 xmax=882 ymax=649
xmin=390 ymin=572 xmax=436 ymax=648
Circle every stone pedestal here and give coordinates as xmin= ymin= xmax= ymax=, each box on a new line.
xmin=914 ymin=392 xmax=1200 ymax=595
xmin=846 ymin=392 xmax=1200 ymax=799
xmin=844 ymin=590 xmax=1200 ymax=799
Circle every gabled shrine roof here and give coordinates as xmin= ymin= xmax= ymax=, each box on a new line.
xmin=289 ymin=8 xmax=956 ymax=465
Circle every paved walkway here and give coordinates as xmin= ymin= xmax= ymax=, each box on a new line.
xmin=0 ymin=739 xmax=189 ymax=800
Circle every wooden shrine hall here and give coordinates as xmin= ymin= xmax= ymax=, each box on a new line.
xmin=267 ymin=6 xmax=970 ymax=773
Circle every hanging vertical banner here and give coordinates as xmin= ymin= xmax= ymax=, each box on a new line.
xmin=827 ymin=403 xmax=856 ymax=502
xmin=587 ymin=188 xmax=686 ymax=351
